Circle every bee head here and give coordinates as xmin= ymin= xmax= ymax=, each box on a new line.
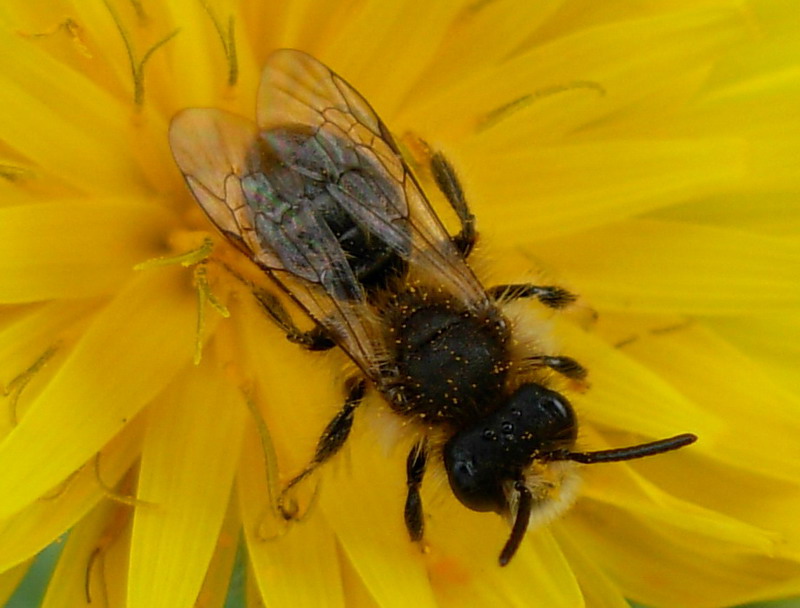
xmin=443 ymin=383 xmax=577 ymax=563
xmin=443 ymin=383 xmax=698 ymax=565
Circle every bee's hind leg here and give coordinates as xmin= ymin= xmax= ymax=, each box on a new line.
xmin=278 ymin=378 xmax=366 ymax=519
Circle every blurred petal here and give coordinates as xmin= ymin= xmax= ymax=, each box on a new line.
xmin=40 ymin=496 xmax=130 ymax=608
xmin=425 ymin=495 xmax=584 ymax=607
xmin=0 ymin=27 xmax=149 ymax=195
xmin=554 ymin=525 xmax=631 ymax=608
xmin=705 ymin=315 xmax=800 ymax=395
xmin=0 ymin=416 xmax=143 ymax=571
xmin=0 ymin=267 xmax=194 ymax=520
xmin=238 ymin=425 xmax=345 ymax=608
xmin=518 ymin=220 xmax=800 ymax=315
xmin=0 ymin=200 xmax=176 ymax=303
xmin=0 ymin=558 xmax=31 ymax=606
xmin=610 ymin=322 xmax=800 ymax=481
xmin=320 ymin=426 xmax=438 ymax=608
xmin=128 ymin=358 xmax=246 ymax=608
xmin=565 ymin=499 xmax=800 ymax=607
xmin=401 ymin=6 xmax=749 ymax=139
xmin=462 ymin=139 xmax=746 ymax=241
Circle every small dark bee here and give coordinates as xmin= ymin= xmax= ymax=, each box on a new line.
xmin=169 ymin=49 xmax=696 ymax=565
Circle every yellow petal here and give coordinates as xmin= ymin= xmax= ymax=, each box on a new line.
xmin=320 ymin=425 xmax=438 ymax=608
xmin=40 ymin=496 xmax=130 ymax=608
xmin=460 ymin=138 xmax=746 ymax=241
xmin=238 ymin=426 xmax=344 ymax=608
xmin=539 ymin=314 xmax=721 ymax=439
xmin=0 ymin=28 xmax=148 ymax=195
xmin=0 ymin=266 xmax=195 ymax=520
xmin=0 ymin=199 xmax=176 ymax=303
xmin=579 ymin=437 xmax=778 ymax=555
xmin=565 ymin=498 xmax=800 ymax=607
xmin=0 ymin=416 xmax=143 ymax=571
xmin=322 ymin=1 xmax=459 ymax=118
xmin=632 ymin=445 xmax=800 ymax=557
xmin=705 ymin=315 xmax=800 ymax=395
xmin=650 ymin=192 xmax=800 ymax=237
xmin=127 ymin=359 xmax=246 ymax=608
xmin=554 ymin=525 xmax=631 ymax=608
xmin=401 ymin=6 xmax=749 ymax=140
xmin=411 ymin=2 xmax=563 ymax=98
xmin=519 ymin=220 xmax=800 ymax=315
xmin=0 ymin=300 xmax=93 ymax=440
xmin=0 ymin=558 xmax=31 ymax=606
xmin=425 ymin=495 xmax=584 ymax=607
xmin=608 ymin=321 xmax=800 ymax=482
xmin=339 ymin=549 xmax=380 ymax=608
xmin=230 ymin=291 xmax=341 ymax=468
xmin=194 ymin=489 xmax=241 ymax=608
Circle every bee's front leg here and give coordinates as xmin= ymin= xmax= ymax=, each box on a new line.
xmin=404 ymin=439 xmax=428 ymax=543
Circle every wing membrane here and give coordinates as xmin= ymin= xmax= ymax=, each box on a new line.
xmin=259 ymin=50 xmax=488 ymax=303
xmin=170 ymin=49 xmax=488 ymax=378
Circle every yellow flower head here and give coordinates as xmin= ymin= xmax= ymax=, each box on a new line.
xmin=0 ymin=1 xmax=799 ymax=607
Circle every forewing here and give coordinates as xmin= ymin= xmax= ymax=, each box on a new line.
xmin=170 ymin=107 xmax=383 ymax=369
xmin=170 ymin=108 xmax=261 ymax=257
xmin=259 ymin=49 xmax=488 ymax=306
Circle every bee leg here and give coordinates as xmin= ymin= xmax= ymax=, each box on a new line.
xmin=404 ymin=440 xmax=428 ymax=542
xmin=252 ymin=286 xmax=335 ymax=351
xmin=278 ymin=378 xmax=366 ymax=519
xmin=430 ymin=152 xmax=476 ymax=258
xmin=529 ymin=355 xmax=588 ymax=381
xmin=487 ymin=283 xmax=578 ymax=309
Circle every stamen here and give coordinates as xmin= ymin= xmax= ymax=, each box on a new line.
xmin=477 ymin=81 xmax=606 ymax=132
xmin=94 ymin=453 xmax=154 ymax=507
xmin=85 ymin=501 xmax=132 ymax=605
xmin=18 ymin=18 xmax=93 ymax=58
xmin=134 ymin=236 xmax=214 ymax=270
xmin=128 ymin=0 xmax=147 ymax=23
xmin=3 ymin=344 xmax=59 ymax=425
xmin=0 ymin=164 xmax=35 ymax=182
xmin=103 ymin=0 xmax=179 ymax=106
xmin=193 ymin=264 xmax=231 ymax=365
xmin=201 ymin=2 xmax=239 ymax=86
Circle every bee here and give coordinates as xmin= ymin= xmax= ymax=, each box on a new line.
xmin=169 ymin=49 xmax=696 ymax=565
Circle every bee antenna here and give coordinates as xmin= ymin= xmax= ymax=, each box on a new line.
xmin=499 ymin=480 xmax=532 ymax=566
xmin=548 ymin=433 xmax=697 ymax=464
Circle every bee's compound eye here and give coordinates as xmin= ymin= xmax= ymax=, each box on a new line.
xmin=540 ymin=394 xmax=573 ymax=426
xmin=443 ymin=435 xmax=506 ymax=514
xmin=506 ymin=384 xmax=578 ymax=448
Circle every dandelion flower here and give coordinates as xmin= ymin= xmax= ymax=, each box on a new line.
xmin=1 ymin=1 xmax=799 ymax=607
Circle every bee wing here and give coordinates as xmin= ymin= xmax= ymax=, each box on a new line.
xmin=170 ymin=107 xmax=384 ymax=368
xmin=259 ymin=49 xmax=489 ymax=306
xmin=169 ymin=108 xmax=261 ymax=258
xmin=170 ymin=50 xmax=491 ymax=379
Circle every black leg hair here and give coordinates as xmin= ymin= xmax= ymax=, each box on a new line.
xmin=251 ymin=286 xmax=335 ymax=351
xmin=488 ymin=283 xmax=578 ymax=309
xmin=215 ymin=259 xmax=335 ymax=351
xmin=278 ymin=378 xmax=366 ymax=519
xmin=527 ymin=355 xmax=588 ymax=381
xmin=430 ymin=152 xmax=477 ymax=257
xmin=404 ymin=440 xmax=428 ymax=542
